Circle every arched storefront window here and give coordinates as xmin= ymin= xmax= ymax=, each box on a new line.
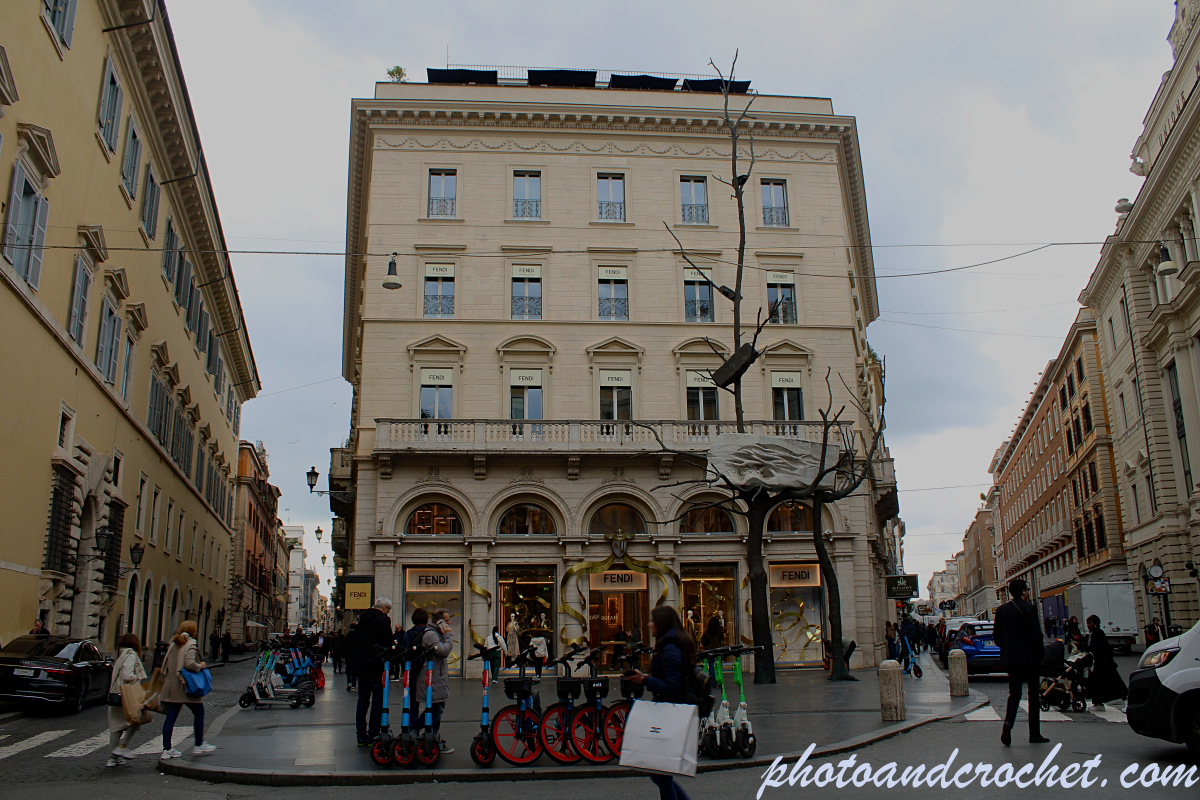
xmin=407 ymin=503 xmax=463 ymax=536
xmin=589 ymin=503 xmax=646 ymax=536
xmin=498 ymin=503 xmax=556 ymax=536
xmin=767 ymin=500 xmax=813 ymax=533
xmin=679 ymin=505 xmax=735 ymax=534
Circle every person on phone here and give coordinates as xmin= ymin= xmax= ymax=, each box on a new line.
xmin=420 ymin=609 xmax=455 ymax=753
xmin=626 ymin=605 xmax=696 ymax=800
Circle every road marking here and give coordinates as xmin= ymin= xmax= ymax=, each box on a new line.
xmin=965 ymin=706 xmax=1001 ymax=721
xmin=0 ymin=730 xmax=71 ymax=760
xmin=1019 ymin=701 xmax=1070 ymax=722
xmin=45 ymin=732 xmax=110 ymax=758
xmin=132 ymin=730 xmax=191 ymax=755
xmin=1090 ymin=706 xmax=1128 ymax=723
xmin=962 ymin=702 xmax=1125 ymax=724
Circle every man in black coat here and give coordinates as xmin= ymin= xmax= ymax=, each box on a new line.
xmin=993 ymin=578 xmax=1049 ymax=746
xmin=346 ymin=597 xmax=395 ymax=745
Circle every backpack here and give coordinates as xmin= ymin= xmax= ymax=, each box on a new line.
xmin=685 ymin=663 xmax=714 ymax=718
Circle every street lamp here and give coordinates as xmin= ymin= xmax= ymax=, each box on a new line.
xmin=315 ymin=526 xmax=323 ymax=542
xmin=1158 ymin=244 xmax=1178 ymax=277
xmin=383 ymin=252 xmax=402 ymax=290
xmin=307 ymin=466 xmax=319 ymax=492
xmin=321 ymin=554 xmax=327 ymax=565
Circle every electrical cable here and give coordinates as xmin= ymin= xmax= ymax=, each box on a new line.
xmin=875 ymin=318 xmax=1062 ymax=339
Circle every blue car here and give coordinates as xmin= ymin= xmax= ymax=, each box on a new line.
xmin=951 ymin=621 xmax=1002 ymax=674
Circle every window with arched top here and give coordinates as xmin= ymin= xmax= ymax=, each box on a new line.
xmin=498 ymin=503 xmax=556 ymax=536
xmin=679 ymin=505 xmax=735 ymax=535
xmin=589 ymin=503 xmax=646 ymax=536
xmin=767 ymin=500 xmax=813 ymax=533
xmin=407 ymin=503 xmax=463 ymax=536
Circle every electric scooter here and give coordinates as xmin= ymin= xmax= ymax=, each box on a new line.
xmin=697 ymin=646 xmax=734 ymax=757
xmin=390 ymin=644 xmax=425 ymax=767
xmin=414 ymin=644 xmax=442 ymax=767
xmin=370 ymin=644 xmax=397 ymax=766
xmin=727 ymin=645 xmax=762 ymax=757
xmin=468 ymin=642 xmax=501 ymax=766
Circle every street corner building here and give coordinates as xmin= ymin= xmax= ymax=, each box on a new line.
xmin=1078 ymin=1 xmax=1200 ymax=634
xmin=326 ymin=65 xmax=904 ymax=676
xmin=0 ymin=1 xmax=260 ymax=649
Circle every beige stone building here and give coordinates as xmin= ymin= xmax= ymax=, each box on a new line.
xmin=0 ymin=1 xmax=258 ymax=649
xmin=330 ymin=67 xmax=901 ymax=674
xmin=1078 ymin=1 xmax=1200 ymax=634
xmin=231 ymin=441 xmax=282 ymax=643
xmin=960 ymin=505 xmax=997 ymax=618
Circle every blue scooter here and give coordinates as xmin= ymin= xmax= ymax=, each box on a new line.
xmin=414 ymin=644 xmax=441 ymax=767
xmin=370 ymin=644 xmax=397 ymax=766
xmin=468 ymin=642 xmax=501 ymax=766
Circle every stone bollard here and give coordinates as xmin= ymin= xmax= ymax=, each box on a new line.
xmin=948 ymin=648 xmax=969 ymax=697
xmin=879 ymin=659 xmax=905 ymax=721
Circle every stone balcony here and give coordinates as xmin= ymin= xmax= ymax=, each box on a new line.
xmin=373 ymin=418 xmax=844 ymax=455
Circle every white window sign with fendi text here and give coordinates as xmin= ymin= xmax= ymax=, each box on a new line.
xmin=419 ymin=368 xmax=454 ymax=385
xmin=509 ymin=369 xmax=542 ymax=386
xmin=425 ymin=263 xmax=455 ymax=277
xmin=599 ymin=369 xmax=631 ymax=386
xmin=683 ymin=268 xmax=713 ymax=282
xmin=769 ymin=564 xmax=820 ymax=587
xmin=405 ymin=568 xmax=462 ymax=592
xmin=589 ymin=571 xmax=649 ymax=590
xmin=771 ymin=371 xmax=803 ymax=388
xmin=598 ymin=266 xmax=627 ymax=280
xmin=686 ymin=370 xmax=716 ymax=387
xmin=512 ymin=264 xmax=541 ymax=278
xmin=767 ymin=271 xmax=795 ymax=284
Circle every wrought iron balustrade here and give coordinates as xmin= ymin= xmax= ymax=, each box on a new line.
xmin=762 ymin=206 xmax=789 ymax=227
xmin=423 ymin=295 xmax=455 ymax=318
xmin=685 ymin=299 xmax=713 ymax=322
xmin=769 ymin=300 xmax=797 ymax=324
xmin=511 ymin=296 xmax=542 ymax=319
xmin=598 ymin=297 xmax=628 ymax=320
xmin=513 ymin=199 xmax=541 ymax=218
xmin=681 ymin=204 xmax=709 ymax=224
xmin=428 ymin=197 xmax=456 ymax=217
xmin=597 ymin=201 xmax=626 ymax=221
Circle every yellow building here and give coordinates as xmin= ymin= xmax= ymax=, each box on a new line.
xmin=0 ymin=1 xmax=259 ymax=649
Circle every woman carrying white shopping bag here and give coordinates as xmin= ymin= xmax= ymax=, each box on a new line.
xmin=625 ymin=606 xmax=697 ymax=800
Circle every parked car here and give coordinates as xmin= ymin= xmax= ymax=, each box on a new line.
xmin=949 ymin=621 xmax=1002 ymax=674
xmin=938 ymin=617 xmax=979 ymax=667
xmin=1126 ymin=620 xmax=1199 ymax=759
xmin=0 ymin=636 xmax=112 ymax=713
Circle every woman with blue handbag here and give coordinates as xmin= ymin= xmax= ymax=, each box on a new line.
xmin=159 ymin=620 xmax=214 ymax=758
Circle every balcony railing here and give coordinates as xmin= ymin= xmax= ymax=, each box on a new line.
xmin=511 ymin=296 xmax=542 ymax=319
xmin=762 ymin=206 xmax=789 ymax=227
xmin=769 ymin=300 xmax=797 ymax=324
xmin=513 ymin=199 xmax=541 ymax=218
xmin=685 ymin=299 xmax=713 ymax=322
xmin=681 ymin=204 xmax=709 ymax=224
xmin=423 ymin=295 xmax=455 ymax=318
xmin=597 ymin=201 xmax=626 ymax=221
xmin=374 ymin=418 xmax=843 ymax=453
xmin=599 ymin=297 xmax=628 ymax=320
xmin=428 ymin=197 xmax=456 ymax=217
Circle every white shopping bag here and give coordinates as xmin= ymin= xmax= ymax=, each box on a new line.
xmin=618 ymin=699 xmax=699 ymax=777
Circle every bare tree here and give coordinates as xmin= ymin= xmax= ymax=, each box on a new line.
xmin=657 ymin=55 xmax=886 ymax=682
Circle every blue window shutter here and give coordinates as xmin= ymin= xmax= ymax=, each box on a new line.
xmin=97 ymin=59 xmax=111 ymax=131
xmin=62 ymin=0 xmax=78 ymax=48
xmin=107 ymin=315 xmax=123 ymax=381
xmin=3 ymin=161 xmax=26 ymax=265
xmin=69 ymin=259 xmax=90 ymax=346
xmin=27 ymin=193 xmax=49 ymax=290
xmin=108 ymin=86 xmax=124 ymax=150
xmin=95 ymin=298 xmax=111 ymax=371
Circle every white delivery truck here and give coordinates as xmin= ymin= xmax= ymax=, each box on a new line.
xmin=1126 ymin=621 xmax=1200 ymax=759
xmin=1065 ymin=582 xmax=1138 ymax=653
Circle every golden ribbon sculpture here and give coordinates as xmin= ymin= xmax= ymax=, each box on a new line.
xmin=556 ymin=528 xmax=682 ymax=647
xmin=467 ymin=570 xmax=492 ymax=647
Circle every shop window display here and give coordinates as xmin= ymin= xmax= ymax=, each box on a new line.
xmin=497 ymin=503 xmax=555 ymax=537
xmin=406 ymin=503 xmax=462 ymax=536
xmin=403 ymin=567 xmax=464 ymax=674
xmin=682 ymin=564 xmax=737 ymax=649
xmin=589 ymin=502 xmax=646 ymax=536
xmin=497 ymin=565 xmax=555 ymax=669
xmin=679 ymin=505 xmax=736 ymax=536
xmin=766 ymin=500 xmax=813 ymax=532
xmin=768 ymin=564 xmax=825 ymax=666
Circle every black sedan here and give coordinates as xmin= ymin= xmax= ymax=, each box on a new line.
xmin=0 ymin=636 xmax=112 ymax=713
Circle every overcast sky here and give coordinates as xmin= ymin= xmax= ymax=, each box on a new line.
xmin=166 ymin=0 xmax=1176 ymax=597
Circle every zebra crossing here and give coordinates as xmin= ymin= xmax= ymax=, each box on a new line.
xmin=0 ymin=726 xmax=195 ymax=761
xmin=964 ymin=701 xmax=1128 ymax=723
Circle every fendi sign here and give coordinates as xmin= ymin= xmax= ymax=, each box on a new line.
xmin=589 ymin=571 xmax=648 ymax=590
xmin=769 ymin=564 xmax=820 ymax=588
xmin=406 ymin=568 xmax=462 ymax=592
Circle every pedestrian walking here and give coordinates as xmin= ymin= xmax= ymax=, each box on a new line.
xmin=106 ymin=632 xmax=147 ymax=767
xmin=993 ymin=578 xmax=1048 ymax=746
xmin=884 ymin=621 xmax=898 ymax=661
xmin=220 ymin=632 xmax=231 ymax=663
xmin=420 ymin=608 xmax=455 ymax=753
xmin=530 ymin=630 xmax=548 ymax=678
xmin=485 ymin=626 xmax=504 ymax=682
xmin=1084 ymin=615 xmax=1127 ymax=710
xmin=1064 ymin=615 xmax=1082 ymax=643
xmin=347 ymin=597 xmax=394 ymax=745
xmin=159 ymin=620 xmax=215 ymax=758
xmin=1145 ymin=617 xmax=1166 ymax=646
xmin=625 ymin=605 xmax=696 ymax=800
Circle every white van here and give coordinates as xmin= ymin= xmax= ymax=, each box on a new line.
xmin=1125 ymin=620 xmax=1199 ymax=758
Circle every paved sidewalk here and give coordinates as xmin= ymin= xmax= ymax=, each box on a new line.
xmin=160 ymin=653 xmax=984 ymax=785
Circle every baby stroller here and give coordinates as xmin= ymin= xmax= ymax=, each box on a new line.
xmin=1039 ymin=648 xmax=1090 ymax=712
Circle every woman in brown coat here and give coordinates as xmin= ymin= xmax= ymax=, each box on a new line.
xmin=160 ymin=620 xmax=214 ymax=758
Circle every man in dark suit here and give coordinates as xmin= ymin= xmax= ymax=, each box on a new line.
xmin=993 ymin=578 xmax=1049 ymax=746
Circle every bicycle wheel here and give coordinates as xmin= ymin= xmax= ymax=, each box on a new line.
xmin=370 ymin=739 xmax=392 ymax=767
xmin=540 ymin=703 xmax=581 ymax=765
xmin=415 ymin=733 xmax=440 ymax=767
xmin=569 ymin=706 xmax=613 ymax=764
xmin=491 ymin=705 xmax=543 ymax=765
xmin=602 ymin=700 xmax=632 ymax=757
xmin=391 ymin=736 xmax=415 ymax=767
xmin=470 ymin=732 xmax=495 ymax=767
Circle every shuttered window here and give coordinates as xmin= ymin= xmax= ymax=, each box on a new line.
xmin=67 ymin=258 xmax=92 ymax=347
xmin=94 ymin=297 xmax=121 ymax=382
xmin=162 ymin=221 xmax=179 ymax=281
xmin=44 ymin=0 xmax=79 ymax=48
xmin=140 ymin=168 xmax=160 ymax=238
xmin=97 ymin=56 xmax=123 ymax=151
xmin=175 ymin=258 xmax=192 ymax=308
xmin=121 ymin=120 xmax=141 ymax=197
xmin=3 ymin=161 xmax=49 ymax=290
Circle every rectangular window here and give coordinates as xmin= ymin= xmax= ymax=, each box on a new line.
xmin=772 ymin=373 xmax=803 ymax=421
xmin=94 ymin=297 xmax=121 ymax=382
xmin=1108 ymin=317 xmax=1116 ymax=348
xmin=680 ymin=177 xmax=708 ymax=223
xmin=1146 ymin=475 xmax=1157 ymax=514
xmin=97 ymin=56 xmax=123 ymax=151
xmin=140 ymin=167 xmax=160 ymax=238
xmin=1076 ymin=357 xmax=1085 ymax=382
xmin=1066 ymin=373 xmax=1075 ymax=397
xmin=1119 ymin=393 xmax=1128 ymax=429
xmin=510 ymin=383 xmax=543 ymax=421
xmin=195 ymin=442 xmax=205 ymax=494
xmin=419 ymin=372 xmax=453 ymax=420
xmin=1071 ymin=478 xmax=1079 ymax=507
xmin=1166 ymin=362 xmax=1193 ymax=494
xmin=44 ymin=0 xmax=79 ymax=48
xmin=684 ymin=273 xmax=714 ymax=322
xmin=686 ymin=385 xmax=719 ymax=421
xmin=1088 ymin=460 xmax=1099 ymax=493
xmin=761 ymin=179 xmax=789 ymax=226
xmin=44 ymin=466 xmax=75 ymax=573
xmin=428 ymin=170 xmax=456 ymax=217
xmin=121 ymin=120 xmax=141 ymax=198
xmin=513 ymin=171 xmax=541 ymax=218
xmin=599 ymin=370 xmax=632 ymax=423
xmin=423 ymin=274 xmax=455 ymax=319
xmin=1082 ymin=402 xmax=1093 ymax=434
xmin=120 ymin=335 xmax=135 ymax=401
xmin=511 ymin=266 xmax=542 ymax=319
xmin=165 ymin=500 xmax=175 ymax=555
xmin=67 ymin=258 xmax=92 ymax=347
xmin=767 ymin=280 xmax=797 ymax=324
xmin=1072 ymin=416 xmax=1083 ymax=451
xmin=598 ymin=267 xmax=628 ymax=320
xmin=135 ymin=475 xmax=146 ymax=534
xmin=1132 ymin=376 xmax=1143 ymax=416
xmin=597 ymin=174 xmax=625 ymax=220
xmin=1059 ymin=386 xmax=1068 ymax=411
xmin=149 ymin=487 xmax=160 ymax=544
xmin=233 ymin=402 xmax=241 ymax=436
xmin=1094 ymin=511 xmax=1107 ymax=550
xmin=1130 ymin=483 xmax=1141 ymax=524
xmin=3 ymin=161 xmax=49 ymax=289
xmin=162 ymin=221 xmax=179 ymax=282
